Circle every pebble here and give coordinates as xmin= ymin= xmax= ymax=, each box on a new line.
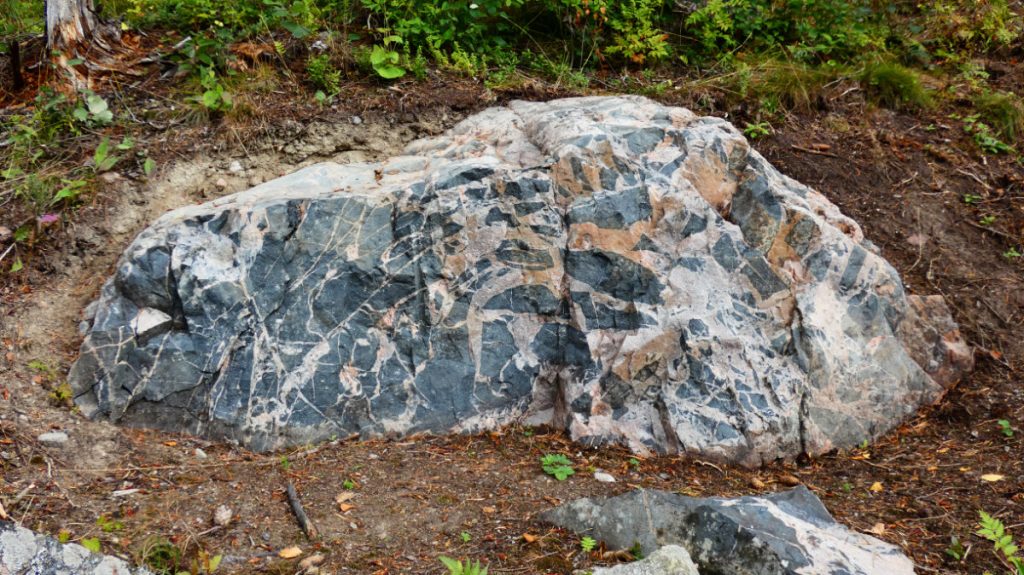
xmin=0 ymin=226 xmax=12 ymax=242
xmin=37 ymin=431 xmax=69 ymax=447
xmin=351 ymin=116 xmax=362 ymax=125
xmin=228 ymin=160 xmax=244 ymax=173
xmin=594 ymin=471 xmax=616 ymax=483
xmin=195 ymin=448 xmax=208 ymax=460
xmin=213 ymin=505 xmax=233 ymax=527
xmin=215 ymin=178 xmax=228 ymax=189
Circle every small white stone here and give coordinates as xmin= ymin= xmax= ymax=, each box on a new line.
xmin=594 ymin=471 xmax=616 ymax=483
xmin=213 ymin=505 xmax=233 ymax=527
xmin=215 ymin=178 xmax=228 ymax=189
xmin=351 ymin=116 xmax=362 ymax=125
xmin=194 ymin=448 xmax=208 ymax=459
xmin=228 ymin=160 xmax=244 ymax=173
xmin=38 ymin=431 xmax=69 ymax=447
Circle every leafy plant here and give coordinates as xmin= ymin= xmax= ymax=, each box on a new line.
xmin=306 ymin=54 xmax=341 ymax=96
xmin=439 ymin=556 xmax=488 ymax=575
xmin=540 ymin=453 xmax=574 ymax=481
xmin=73 ymin=92 xmax=114 ymax=125
xmin=81 ymin=537 xmax=102 ymax=553
xmin=946 ymin=535 xmax=966 ymax=561
xmin=977 ymin=511 xmax=1024 ymax=575
xmin=743 ymin=121 xmax=772 ymax=139
xmin=980 ymin=215 xmax=997 ymax=226
xmin=964 ymin=115 xmax=1015 ymax=155
xmin=460 ymin=531 xmax=472 ymax=543
xmin=580 ymin=536 xmax=597 ymax=552
xmin=998 ymin=420 xmax=1014 ymax=438
xmin=1005 ymin=247 xmax=1022 ymax=260
xmin=370 ymin=34 xmax=406 ymax=79
xmin=96 ymin=515 xmax=124 ymax=533
xmin=343 ymin=478 xmax=356 ymax=490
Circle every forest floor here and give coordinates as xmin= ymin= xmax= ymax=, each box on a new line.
xmin=1 ymin=59 xmax=1023 ymax=575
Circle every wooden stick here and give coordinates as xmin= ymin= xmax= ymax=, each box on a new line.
xmin=791 ymin=144 xmax=840 ymax=158
xmin=286 ymin=481 xmax=319 ymax=541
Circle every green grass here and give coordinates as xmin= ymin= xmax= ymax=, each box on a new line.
xmin=975 ymin=91 xmax=1024 ymax=144
xmin=860 ymin=61 xmax=932 ymax=111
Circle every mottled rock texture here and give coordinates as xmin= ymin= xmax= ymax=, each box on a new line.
xmin=0 ymin=521 xmax=153 ymax=575
xmin=70 ymin=96 xmax=971 ymax=465
xmin=592 ymin=545 xmax=699 ymax=575
xmin=542 ymin=487 xmax=915 ymax=575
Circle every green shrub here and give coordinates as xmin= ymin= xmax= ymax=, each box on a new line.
xmin=860 ymin=61 xmax=931 ymax=110
xmin=306 ymin=54 xmax=342 ymax=95
xmin=975 ymin=91 xmax=1024 ymax=144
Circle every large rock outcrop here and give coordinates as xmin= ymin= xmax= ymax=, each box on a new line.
xmin=69 ymin=96 xmax=971 ymax=465
xmin=541 ymin=487 xmax=916 ymax=575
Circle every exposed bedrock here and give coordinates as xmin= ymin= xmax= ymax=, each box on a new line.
xmin=69 ymin=96 xmax=972 ymax=466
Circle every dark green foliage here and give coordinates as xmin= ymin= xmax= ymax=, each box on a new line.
xmin=975 ymin=91 xmax=1024 ymax=144
xmin=860 ymin=61 xmax=931 ymax=110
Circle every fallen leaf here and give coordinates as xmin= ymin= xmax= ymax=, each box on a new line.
xmin=482 ymin=506 xmax=496 ymax=514
xmin=869 ymin=523 xmax=886 ymax=535
xmin=163 ymin=441 xmax=177 ymax=447
xmin=869 ymin=482 xmax=884 ymax=492
xmin=749 ymin=477 xmax=766 ymax=490
xmin=981 ymin=474 xmax=1005 ymax=482
xmin=339 ymin=503 xmax=355 ymax=512
xmin=336 ymin=492 xmax=355 ymax=504
xmin=278 ymin=546 xmax=302 ymax=559
xmin=522 ymin=533 xmax=538 ymax=543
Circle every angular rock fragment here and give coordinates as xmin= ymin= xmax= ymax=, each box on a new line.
xmin=592 ymin=545 xmax=699 ymax=575
xmin=541 ymin=487 xmax=915 ymax=575
xmin=0 ymin=521 xmax=153 ymax=575
xmin=70 ymin=96 xmax=971 ymax=465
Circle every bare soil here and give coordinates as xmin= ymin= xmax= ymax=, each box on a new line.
xmin=1 ymin=71 xmax=1022 ymax=575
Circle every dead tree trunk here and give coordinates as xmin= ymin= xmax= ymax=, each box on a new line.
xmin=46 ymin=0 xmax=99 ymax=53
xmin=45 ymin=0 xmax=127 ymax=89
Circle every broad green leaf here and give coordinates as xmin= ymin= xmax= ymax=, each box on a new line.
xmin=81 ymin=537 xmax=101 ymax=553
xmin=202 ymin=89 xmax=221 ymax=109
xmin=10 ymin=258 xmax=23 ymax=273
xmin=208 ymin=554 xmax=223 ymax=572
xmin=143 ymin=158 xmax=156 ymax=176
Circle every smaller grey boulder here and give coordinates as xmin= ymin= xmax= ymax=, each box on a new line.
xmin=592 ymin=545 xmax=699 ymax=575
xmin=542 ymin=487 xmax=915 ymax=575
xmin=0 ymin=521 xmax=153 ymax=575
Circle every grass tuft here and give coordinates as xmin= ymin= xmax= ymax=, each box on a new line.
xmin=860 ymin=61 xmax=932 ymax=111
xmin=974 ymin=91 xmax=1024 ymax=145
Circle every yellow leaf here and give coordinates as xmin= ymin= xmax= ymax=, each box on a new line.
xmin=981 ymin=474 xmax=1005 ymax=482
xmin=522 ymin=533 xmax=538 ymax=543
xmin=869 ymin=523 xmax=886 ymax=535
xmin=278 ymin=546 xmax=302 ymax=559
xmin=482 ymin=506 xmax=496 ymax=514
xmin=869 ymin=482 xmax=884 ymax=492
xmin=339 ymin=503 xmax=355 ymax=512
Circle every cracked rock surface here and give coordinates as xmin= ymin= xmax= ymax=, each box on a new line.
xmin=541 ymin=487 xmax=915 ymax=575
xmin=0 ymin=521 xmax=153 ymax=575
xmin=70 ymin=96 xmax=971 ymax=465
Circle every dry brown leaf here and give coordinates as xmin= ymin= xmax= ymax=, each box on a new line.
xmin=522 ymin=533 xmax=538 ymax=543
xmin=749 ymin=477 xmax=766 ymax=490
xmin=336 ymin=492 xmax=355 ymax=504
xmin=482 ymin=506 xmax=496 ymax=514
xmin=339 ymin=503 xmax=355 ymax=512
xmin=278 ymin=546 xmax=303 ymax=559
xmin=869 ymin=523 xmax=886 ymax=535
